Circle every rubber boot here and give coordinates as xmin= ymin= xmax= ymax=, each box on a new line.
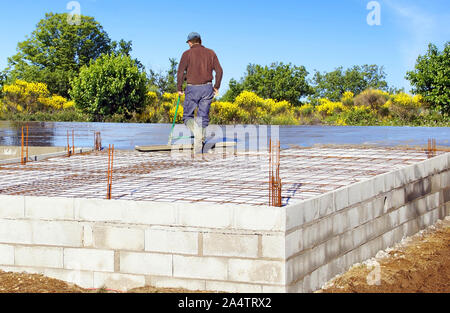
xmin=186 ymin=119 xmax=203 ymax=154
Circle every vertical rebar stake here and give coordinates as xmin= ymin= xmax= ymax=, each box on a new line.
xmin=269 ymin=139 xmax=282 ymax=207
xmin=26 ymin=125 xmax=29 ymax=164
xmin=72 ymin=129 xmax=75 ymax=156
xmin=67 ymin=130 xmax=70 ymax=157
xmin=107 ymin=144 xmax=114 ymax=199
xmin=21 ymin=126 xmax=24 ymax=165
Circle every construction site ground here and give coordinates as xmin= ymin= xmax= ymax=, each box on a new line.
xmin=0 ymin=217 xmax=448 ymax=293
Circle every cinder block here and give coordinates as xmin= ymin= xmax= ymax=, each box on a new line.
xmin=442 ymin=171 xmax=450 ymax=189
xmin=64 ymin=248 xmax=114 ymax=272
xmin=303 ymin=198 xmax=320 ymax=224
xmin=430 ymin=174 xmax=441 ymax=193
xmin=444 ymin=187 xmax=450 ymax=204
xmin=178 ymin=203 xmax=233 ymax=229
xmin=426 ymin=192 xmax=441 ymax=210
xmin=285 ymin=230 xmax=301 ymax=259
xmin=411 ymin=197 xmax=427 ymax=216
xmin=32 ymin=221 xmax=83 ymax=247
xmin=15 ymin=246 xmax=63 ymax=268
xmin=398 ymin=205 xmax=415 ymax=225
xmin=146 ymin=228 xmax=198 ymax=255
xmin=347 ymin=206 xmax=361 ymax=230
xmin=173 ymin=255 xmax=227 ymax=280
xmin=359 ymin=179 xmax=376 ymax=201
xmin=286 ymin=254 xmax=305 ymax=285
xmin=373 ymin=174 xmax=386 ymax=196
xmin=303 ymin=243 xmax=326 ymax=276
xmin=83 ymin=224 xmax=93 ymax=247
xmin=25 ymin=196 xmax=74 ymax=220
xmin=324 ymin=236 xmax=340 ymax=263
xmin=0 ymin=244 xmax=14 ymax=265
xmin=0 ymin=195 xmax=24 ymax=218
xmin=384 ymin=172 xmax=396 ymax=191
xmin=333 ymin=187 xmax=349 ymax=212
xmin=74 ymin=198 xmax=176 ymax=225
xmin=347 ymin=181 xmax=363 ymax=206
xmin=372 ymin=196 xmax=386 ymax=219
xmin=302 ymin=222 xmax=319 ymax=251
xmin=0 ymin=220 xmax=80 ymax=247
xmin=93 ymin=226 xmax=144 ymax=251
xmin=357 ymin=202 xmax=373 ymax=225
xmin=286 ymin=201 xmax=306 ymax=230
xmin=317 ymin=192 xmax=334 ymax=217
xmin=93 ymin=272 xmax=146 ymax=291
xmin=339 ymin=230 xmax=353 ymax=254
xmin=234 ymin=206 xmax=285 ymax=231
xmin=0 ymin=219 xmax=32 ymax=244
xmin=393 ymin=168 xmax=407 ymax=188
xmin=412 ymin=163 xmax=425 ymax=181
xmin=204 ymin=232 xmax=258 ymax=258
xmin=389 ymin=188 xmax=406 ymax=210
xmin=228 ymin=259 xmax=284 ymax=284
xmin=332 ymin=209 xmax=350 ymax=235
xmin=405 ymin=179 xmax=431 ymax=203
xmin=148 ymin=275 xmax=206 ymax=292
xmin=120 ymin=252 xmax=172 ymax=276
xmin=44 ymin=268 xmax=94 ymax=289
xmin=206 ymin=281 xmax=263 ymax=293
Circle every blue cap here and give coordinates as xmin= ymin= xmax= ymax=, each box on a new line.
xmin=186 ymin=32 xmax=201 ymax=43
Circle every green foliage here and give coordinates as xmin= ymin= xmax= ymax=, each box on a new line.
xmin=311 ymin=65 xmax=389 ymax=101
xmin=406 ymin=42 xmax=450 ymax=114
xmin=148 ymin=58 xmax=179 ymax=95
xmin=4 ymin=13 xmax=131 ymax=98
xmin=70 ymin=53 xmax=148 ymax=121
xmin=221 ymin=62 xmax=313 ymax=105
xmin=340 ymin=105 xmax=379 ymax=126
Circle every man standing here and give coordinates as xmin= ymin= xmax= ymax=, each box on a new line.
xmin=177 ymin=32 xmax=223 ymax=153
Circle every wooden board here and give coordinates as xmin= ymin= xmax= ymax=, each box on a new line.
xmin=135 ymin=141 xmax=236 ymax=152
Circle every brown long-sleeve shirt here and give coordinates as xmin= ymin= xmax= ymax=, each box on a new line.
xmin=177 ymin=44 xmax=223 ymax=92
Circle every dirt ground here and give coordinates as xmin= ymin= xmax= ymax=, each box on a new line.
xmin=1 ymin=217 xmax=448 ymax=293
xmin=319 ymin=217 xmax=450 ymax=293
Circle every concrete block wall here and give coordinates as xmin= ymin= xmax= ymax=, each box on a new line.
xmin=285 ymin=152 xmax=450 ymax=292
xmin=0 ymin=152 xmax=448 ymax=293
xmin=0 ymin=196 xmax=287 ymax=293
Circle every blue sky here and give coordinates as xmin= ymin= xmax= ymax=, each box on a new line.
xmin=0 ymin=0 xmax=449 ymax=94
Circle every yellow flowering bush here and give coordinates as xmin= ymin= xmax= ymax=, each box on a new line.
xmin=341 ymin=91 xmax=354 ymax=106
xmin=385 ymin=92 xmax=423 ymax=122
xmin=316 ymin=99 xmax=346 ymax=116
xmin=2 ymin=80 xmax=73 ymax=113
xmin=297 ymin=103 xmax=314 ymax=117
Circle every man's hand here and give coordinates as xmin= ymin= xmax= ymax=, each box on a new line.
xmin=178 ymin=91 xmax=184 ymax=97
xmin=213 ymin=88 xmax=219 ymax=97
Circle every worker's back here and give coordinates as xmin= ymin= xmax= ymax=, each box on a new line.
xmin=178 ymin=44 xmax=222 ymax=88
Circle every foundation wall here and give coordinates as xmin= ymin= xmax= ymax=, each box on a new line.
xmin=286 ymin=152 xmax=450 ymax=292
xmin=0 ymin=152 xmax=448 ymax=293
xmin=0 ymin=196 xmax=287 ymax=293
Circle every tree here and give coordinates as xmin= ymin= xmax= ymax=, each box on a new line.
xmin=406 ymin=42 xmax=450 ymax=114
xmin=311 ymin=65 xmax=389 ymax=102
xmin=70 ymin=53 xmax=148 ymax=121
xmin=148 ymin=58 xmax=178 ymax=94
xmin=221 ymin=62 xmax=313 ymax=106
xmin=4 ymin=13 xmax=131 ymax=98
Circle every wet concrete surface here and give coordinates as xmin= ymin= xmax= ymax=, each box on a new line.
xmin=0 ymin=121 xmax=449 ymax=151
